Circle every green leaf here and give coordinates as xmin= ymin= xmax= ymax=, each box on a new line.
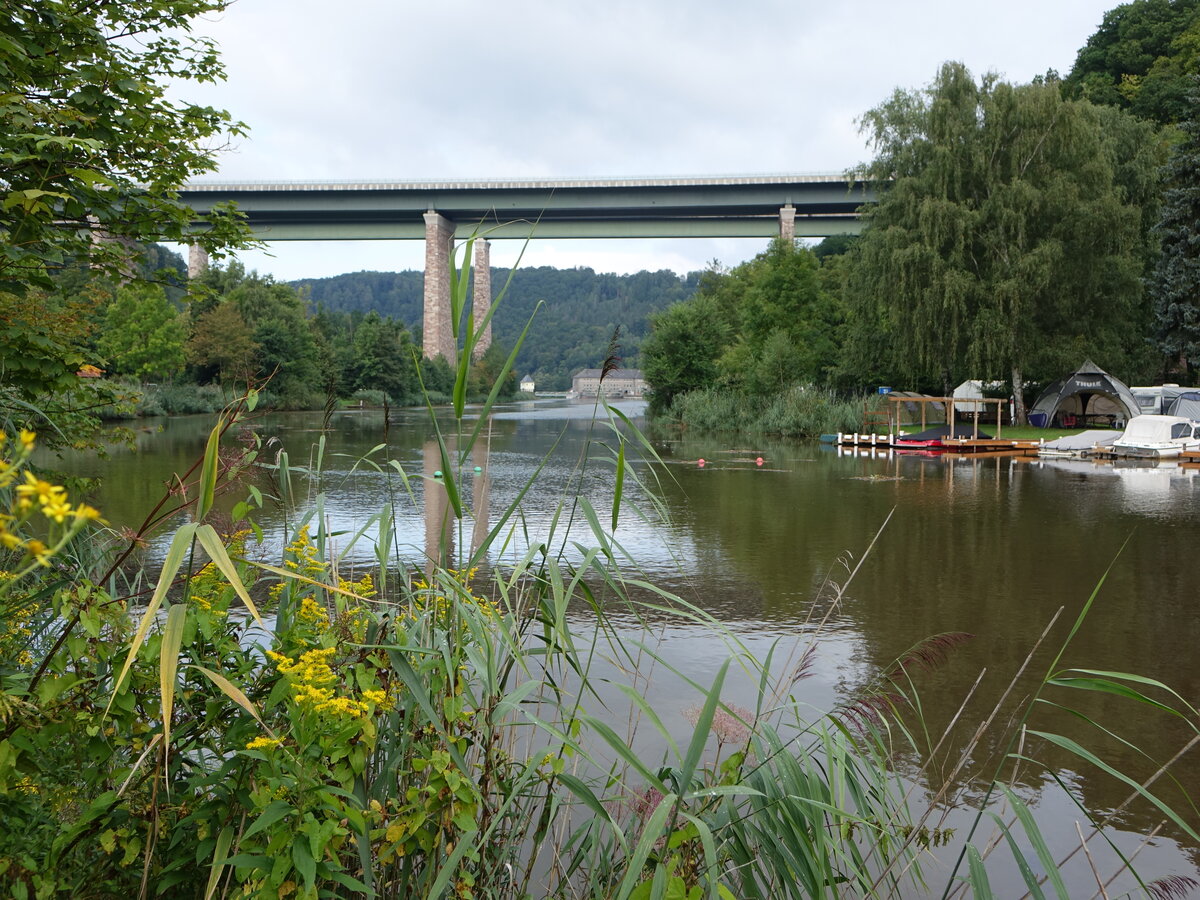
xmin=159 ymin=602 xmax=187 ymax=763
xmin=999 ymin=784 xmax=1069 ymax=899
xmin=965 ymin=844 xmax=994 ymax=898
xmin=194 ymin=524 xmax=263 ymax=625
xmin=612 ymin=438 xmax=625 ymax=532
xmin=1024 ymin=731 xmax=1200 ymax=843
xmin=108 ymin=522 xmax=197 ymax=710
xmin=195 ymin=417 xmax=223 ymax=522
xmin=204 ymin=826 xmax=234 ymax=900
xmin=243 ymin=800 xmax=293 ymax=839
xmin=291 ymin=837 xmax=315 ymax=890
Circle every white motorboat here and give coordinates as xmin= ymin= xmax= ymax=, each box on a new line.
xmin=1111 ymin=414 xmax=1200 ymax=458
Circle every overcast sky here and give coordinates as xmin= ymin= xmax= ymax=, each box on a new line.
xmin=180 ymin=0 xmax=1117 ymax=280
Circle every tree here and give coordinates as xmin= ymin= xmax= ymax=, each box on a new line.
xmin=469 ymin=341 xmax=517 ymax=401
xmin=642 ymin=292 xmax=733 ymax=414
xmin=1064 ymin=0 xmax=1200 ymax=127
xmin=1 ymin=0 xmax=252 ymax=291
xmin=349 ymin=311 xmax=419 ymax=403
xmin=97 ymin=283 xmax=186 ymax=381
xmin=186 ymin=301 xmax=258 ymax=387
xmin=229 ymin=275 xmax=319 ymax=408
xmin=1149 ymin=82 xmax=1200 ymax=379
xmin=848 ymin=63 xmax=1164 ymax=420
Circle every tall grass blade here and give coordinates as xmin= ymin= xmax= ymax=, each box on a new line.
xmin=966 ymin=844 xmax=995 ymax=898
xmin=191 ymin=665 xmax=273 ymax=734
xmin=1001 ymin=785 xmax=1070 ymax=899
xmin=612 ymin=439 xmax=625 ymax=532
xmin=108 ymin=522 xmax=198 ymax=709
xmin=204 ymin=826 xmax=234 ymax=900
xmin=465 ymin=301 xmax=544 ymax=450
xmin=159 ymin=601 xmax=186 ymax=767
xmin=615 ymin=792 xmax=678 ymax=900
xmin=195 ymin=417 xmax=223 ymax=522
xmin=194 ymin=523 xmax=263 ymax=625
xmin=1023 ymin=731 xmax=1200 ymax=843
xmin=990 ymin=808 xmax=1047 ymax=899
xmin=1048 ymin=669 xmax=1199 ymax=719
xmin=680 ymin=660 xmax=731 ymax=792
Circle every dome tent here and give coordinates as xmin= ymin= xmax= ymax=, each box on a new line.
xmin=1028 ymin=360 xmax=1139 ymax=428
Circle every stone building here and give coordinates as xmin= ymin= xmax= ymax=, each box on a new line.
xmin=570 ymin=368 xmax=647 ymax=398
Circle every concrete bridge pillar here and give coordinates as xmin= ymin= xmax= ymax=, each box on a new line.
xmin=779 ymin=204 xmax=796 ymax=244
xmin=423 ymin=210 xmax=456 ymax=362
xmin=472 ymin=239 xmax=492 ymax=359
xmin=188 ymin=244 xmax=210 ymax=280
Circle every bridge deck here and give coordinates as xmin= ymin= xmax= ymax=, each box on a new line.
xmin=180 ymin=174 xmax=872 ymax=240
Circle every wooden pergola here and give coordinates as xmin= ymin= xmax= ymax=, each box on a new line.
xmin=884 ymin=395 xmax=1007 ymax=440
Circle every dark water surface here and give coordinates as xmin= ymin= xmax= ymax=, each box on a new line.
xmin=56 ymin=400 xmax=1200 ymax=894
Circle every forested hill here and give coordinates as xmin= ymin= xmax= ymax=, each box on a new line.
xmin=294 ymin=266 xmax=702 ymax=389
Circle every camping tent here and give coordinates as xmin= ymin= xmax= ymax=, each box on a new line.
xmin=1166 ymin=391 xmax=1200 ymax=421
xmin=1028 ymin=360 xmax=1140 ymax=428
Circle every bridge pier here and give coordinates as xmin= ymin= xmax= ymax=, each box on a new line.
xmin=779 ymin=204 xmax=796 ymax=244
xmin=422 ymin=210 xmax=456 ymax=362
xmin=472 ymin=239 xmax=492 ymax=359
xmin=188 ymin=244 xmax=209 ymax=279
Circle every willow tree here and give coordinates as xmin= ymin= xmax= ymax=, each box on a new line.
xmin=848 ymin=63 xmax=1164 ymax=420
xmin=1149 ymin=83 xmax=1200 ymax=378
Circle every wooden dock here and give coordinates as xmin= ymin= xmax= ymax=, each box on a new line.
xmin=835 ymin=433 xmax=1043 ymax=455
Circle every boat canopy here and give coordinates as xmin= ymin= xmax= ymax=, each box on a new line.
xmin=1028 ymin=360 xmax=1139 ymax=428
xmin=1119 ymin=415 xmax=1198 ymax=443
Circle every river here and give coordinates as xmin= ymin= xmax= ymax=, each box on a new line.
xmin=54 ymin=398 xmax=1200 ymax=896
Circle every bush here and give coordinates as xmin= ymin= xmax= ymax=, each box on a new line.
xmin=663 ymin=384 xmax=869 ymax=438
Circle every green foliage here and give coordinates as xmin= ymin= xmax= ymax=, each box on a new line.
xmin=186 ymin=300 xmax=259 ymax=387
xmin=641 ymin=241 xmax=845 ymax=427
xmin=845 ymin=63 xmax=1165 ymax=411
xmin=1064 ymin=0 xmax=1200 ymax=126
xmin=641 ymin=292 xmax=732 ymax=414
xmin=347 ymin=311 xmax=420 ymax=404
xmin=1149 ymin=81 xmax=1200 ymax=379
xmin=97 ymin=284 xmax=187 ymax=382
xmin=665 ymin=384 xmax=866 ymax=437
xmin=0 ymin=0 xmax=252 ymax=292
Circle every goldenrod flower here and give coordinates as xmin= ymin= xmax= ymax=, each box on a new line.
xmin=73 ymin=504 xmax=102 ymax=521
xmin=24 ymin=539 xmax=52 ymax=567
xmin=245 ymin=736 xmax=283 ymax=751
xmin=42 ymin=497 xmax=73 ymax=524
xmin=16 ymin=471 xmax=67 ymax=509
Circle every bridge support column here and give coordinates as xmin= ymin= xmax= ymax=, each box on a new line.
xmin=423 ymin=210 xmax=456 ymax=362
xmin=188 ymin=244 xmax=209 ymax=280
xmin=779 ymin=204 xmax=796 ymax=244
xmin=472 ymin=239 xmax=492 ymax=359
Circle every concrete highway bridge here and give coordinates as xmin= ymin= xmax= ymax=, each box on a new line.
xmin=180 ymin=174 xmax=873 ymax=361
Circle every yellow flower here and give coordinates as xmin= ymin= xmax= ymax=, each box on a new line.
xmin=18 ymin=430 xmax=36 ymax=451
xmin=42 ymin=497 xmax=73 ymax=524
xmin=73 ymin=504 xmax=102 ymax=521
xmin=16 ymin=471 xmax=67 ymax=508
xmin=24 ymin=539 xmax=52 ymax=566
xmin=245 ymin=736 xmax=283 ymax=751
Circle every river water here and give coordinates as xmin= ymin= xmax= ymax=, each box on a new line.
xmin=56 ymin=399 xmax=1200 ymax=895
